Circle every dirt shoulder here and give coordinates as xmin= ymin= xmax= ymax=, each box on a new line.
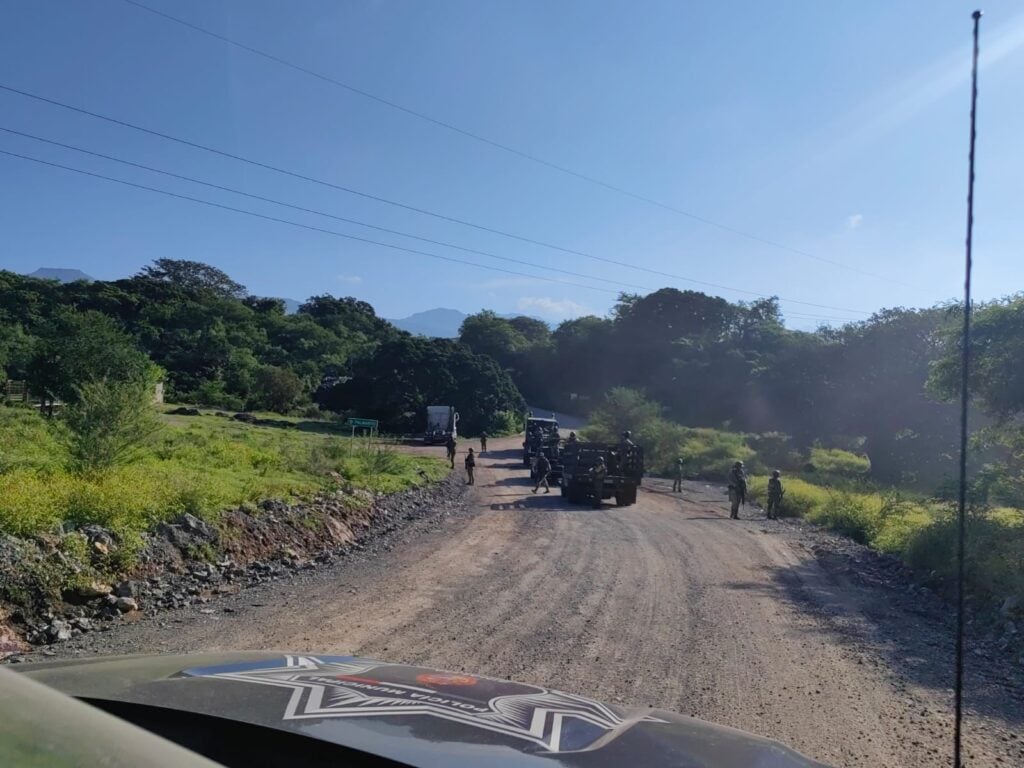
xmin=14 ymin=436 xmax=1024 ymax=767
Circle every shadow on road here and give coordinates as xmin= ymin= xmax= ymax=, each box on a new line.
xmin=488 ymin=461 xmax=529 ymax=470
xmin=488 ymin=494 xmax=581 ymax=512
xmin=721 ymin=557 xmax=1024 ymax=728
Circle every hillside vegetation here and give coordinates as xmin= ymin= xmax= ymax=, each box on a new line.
xmin=0 ymin=405 xmax=447 ymax=564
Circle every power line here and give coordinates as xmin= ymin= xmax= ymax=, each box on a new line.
xmin=0 ymin=124 xmax=867 ymax=319
xmin=0 ymin=148 xmax=620 ymax=295
xmin=0 ymin=84 xmax=872 ymax=316
xmin=0 ymin=126 xmax=648 ymax=294
xmin=116 ymin=0 xmax=912 ymax=287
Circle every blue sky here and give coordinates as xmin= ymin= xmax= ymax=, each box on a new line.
xmin=1 ymin=1 xmax=1022 ymax=328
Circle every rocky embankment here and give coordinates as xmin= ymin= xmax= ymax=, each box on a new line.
xmin=0 ymin=473 xmax=464 ymax=660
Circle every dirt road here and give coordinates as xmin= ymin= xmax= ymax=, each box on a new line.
xmin=51 ymin=436 xmax=1023 ymax=767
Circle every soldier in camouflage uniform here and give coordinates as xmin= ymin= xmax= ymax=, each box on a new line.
xmin=766 ymin=470 xmax=785 ymax=519
xmin=728 ymin=461 xmax=747 ymax=519
xmin=672 ymin=457 xmax=685 ymax=493
xmin=446 ymin=434 xmax=457 ymax=469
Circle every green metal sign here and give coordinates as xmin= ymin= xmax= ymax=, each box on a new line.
xmin=346 ymin=417 xmax=379 ymax=429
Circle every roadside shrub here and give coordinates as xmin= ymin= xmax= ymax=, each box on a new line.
xmin=806 ymin=447 xmax=871 ymax=479
xmin=0 ymin=469 xmax=66 ymax=534
xmin=678 ymin=428 xmax=756 ymax=479
xmin=806 ymin=491 xmax=879 ymax=544
xmin=903 ymin=510 xmax=1024 ymax=607
xmin=63 ymin=378 xmax=163 ymax=474
xmin=748 ymin=475 xmax=827 ymax=519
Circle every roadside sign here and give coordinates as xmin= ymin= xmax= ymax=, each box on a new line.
xmin=346 ymin=417 xmax=379 ymax=438
xmin=347 ymin=418 xmax=379 ymax=429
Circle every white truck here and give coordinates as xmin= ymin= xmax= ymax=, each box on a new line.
xmin=424 ymin=405 xmax=459 ymax=445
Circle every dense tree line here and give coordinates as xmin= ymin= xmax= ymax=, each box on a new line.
xmin=458 ymin=289 xmax=1024 ymax=500
xmin=4 ymin=261 xmax=1020 ymax=499
xmin=0 ymin=261 xmax=525 ymax=434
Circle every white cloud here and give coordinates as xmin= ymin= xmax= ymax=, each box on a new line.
xmin=846 ymin=213 xmax=864 ymax=230
xmin=516 ymin=296 xmax=589 ymax=320
xmin=337 ymin=274 xmax=363 ymax=285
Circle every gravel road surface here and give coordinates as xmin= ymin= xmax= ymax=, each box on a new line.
xmin=43 ymin=436 xmax=1024 ymax=767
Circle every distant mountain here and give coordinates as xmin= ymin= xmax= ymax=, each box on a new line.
xmin=390 ymin=308 xmax=467 ymax=338
xmin=27 ymin=268 xmax=94 ymax=283
xmin=282 ymin=298 xmax=301 ymax=314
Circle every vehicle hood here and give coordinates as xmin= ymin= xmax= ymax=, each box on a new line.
xmin=17 ymin=652 xmax=829 ymax=767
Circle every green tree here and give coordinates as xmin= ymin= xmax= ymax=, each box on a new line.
xmin=324 ymin=336 xmax=525 ymax=434
xmin=63 ymin=377 xmax=163 ymax=474
xmin=251 ymin=365 xmax=304 ymax=413
xmin=137 ymin=258 xmax=248 ymax=299
xmin=26 ymin=311 xmax=154 ymax=410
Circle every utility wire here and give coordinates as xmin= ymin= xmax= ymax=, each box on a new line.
xmin=0 ymin=148 xmax=620 ymax=295
xmin=0 ymin=126 xmax=647 ymax=294
xmin=116 ymin=0 xmax=912 ymax=287
xmin=0 ymin=124 xmax=866 ymax=319
xmin=953 ymin=11 xmax=982 ymax=768
xmin=0 ymin=83 xmax=871 ymax=316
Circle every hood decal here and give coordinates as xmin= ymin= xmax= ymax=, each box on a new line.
xmin=181 ymin=655 xmax=665 ymax=754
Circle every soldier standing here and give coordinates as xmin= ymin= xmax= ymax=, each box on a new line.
xmin=446 ymin=434 xmax=457 ymax=469
xmin=589 ymin=456 xmax=607 ymax=509
xmin=464 ymin=447 xmax=476 ymax=485
xmin=480 ymin=432 xmax=488 ymax=453
xmin=672 ymin=457 xmax=685 ymax=493
xmin=728 ymin=460 xmax=747 ymax=519
xmin=766 ymin=470 xmax=785 ymax=519
xmin=532 ymin=451 xmax=552 ymax=494
xmin=728 ymin=484 xmax=741 ymax=519
xmin=566 ymin=431 xmax=579 ymax=448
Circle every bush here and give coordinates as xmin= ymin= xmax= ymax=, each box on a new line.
xmin=190 ymin=380 xmax=246 ymax=411
xmin=251 ymin=365 xmax=304 ymax=413
xmin=63 ymin=378 xmax=163 ymax=475
xmin=806 ymin=490 xmax=879 ymax=544
xmin=678 ymin=428 xmax=756 ymax=479
xmin=903 ymin=510 xmax=1024 ymax=607
xmin=806 ymin=446 xmax=871 ymax=479
xmin=748 ymin=475 xmax=828 ymax=518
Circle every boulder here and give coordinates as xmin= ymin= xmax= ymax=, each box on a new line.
xmin=47 ymin=620 xmax=72 ymax=642
xmin=114 ymin=596 xmax=139 ymax=613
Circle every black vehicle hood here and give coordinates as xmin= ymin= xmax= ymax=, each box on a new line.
xmin=18 ymin=652 xmax=829 ymax=767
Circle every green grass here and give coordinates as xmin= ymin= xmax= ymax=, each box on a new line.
xmin=748 ymin=473 xmax=1024 ymax=609
xmin=0 ymin=405 xmax=448 ymax=544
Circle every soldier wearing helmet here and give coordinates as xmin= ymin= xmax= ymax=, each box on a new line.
xmin=766 ymin=469 xmax=785 ymax=520
xmin=728 ymin=460 xmax=747 ymax=519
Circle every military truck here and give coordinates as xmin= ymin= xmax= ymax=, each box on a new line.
xmin=560 ymin=441 xmax=644 ymax=507
xmin=522 ymin=416 xmax=560 ymax=468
